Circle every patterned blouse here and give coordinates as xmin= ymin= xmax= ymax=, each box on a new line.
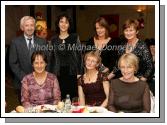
xmin=21 ymin=72 xmax=61 ymax=108
xmin=113 ymin=40 xmax=153 ymax=78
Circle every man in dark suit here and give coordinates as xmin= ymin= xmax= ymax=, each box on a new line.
xmin=9 ymin=16 xmax=48 ymax=104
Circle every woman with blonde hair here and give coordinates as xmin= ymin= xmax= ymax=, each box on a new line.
xmin=108 ymin=53 xmax=151 ymax=113
xmin=78 ymin=51 xmax=109 ymax=107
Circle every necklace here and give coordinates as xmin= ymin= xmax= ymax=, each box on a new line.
xmin=59 ymin=34 xmax=69 ymax=44
xmin=85 ymin=73 xmax=91 ymax=81
xmin=34 ymin=72 xmax=47 ymax=85
xmin=62 ymin=39 xmax=65 ymax=44
xmin=126 ymin=39 xmax=138 ymax=52
xmin=127 ymin=44 xmax=133 ymax=51
xmin=95 ymin=37 xmax=110 ymax=50
xmin=59 ymin=33 xmax=69 ymax=39
xmin=85 ymin=71 xmax=98 ymax=82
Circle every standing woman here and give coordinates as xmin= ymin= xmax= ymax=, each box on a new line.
xmin=108 ymin=19 xmax=153 ymax=81
xmin=85 ymin=17 xmax=118 ymax=74
xmin=147 ymin=39 xmax=155 ymax=96
xmin=50 ymin=13 xmax=83 ymax=99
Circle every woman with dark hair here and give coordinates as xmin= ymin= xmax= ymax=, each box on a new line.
xmin=108 ymin=19 xmax=153 ymax=81
xmin=147 ymin=38 xmax=155 ymax=96
xmin=85 ymin=16 xmax=118 ymax=75
xmin=21 ymin=51 xmax=61 ymax=108
xmin=50 ymin=13 xmax=83 ymax=99
xmin=55 ymin=13 xmax=73 ymax=34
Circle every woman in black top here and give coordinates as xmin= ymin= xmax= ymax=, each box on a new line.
xmin=50 ymin=13 xmax=83 ymax=99
xmin=85 ymin=17 xmax=118 ymax=74
xmin=147 ymin=38 xmax=155 ymax=96
xmin=108 ymin=19 xmax=153 ymax=81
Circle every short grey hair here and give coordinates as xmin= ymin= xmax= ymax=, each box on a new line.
xmin=20 ymin=16 xmax=35 ymax=30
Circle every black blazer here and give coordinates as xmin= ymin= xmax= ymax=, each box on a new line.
xmin=9 ymin=35 xmax=47 ymax=89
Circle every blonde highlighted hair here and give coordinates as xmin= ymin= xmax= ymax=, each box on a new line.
xmin=84 ymin=51 xmax=102 ymax=66
xmin=118 ymin=53 xmax=139 ymax=72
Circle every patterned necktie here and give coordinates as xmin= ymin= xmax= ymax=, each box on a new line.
xmin=27 ymin=38 xmax=33 ymax=55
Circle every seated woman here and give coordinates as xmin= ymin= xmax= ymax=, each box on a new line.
xmin=21 ymin=51 xmax=61 ymax=108
xmin=78 ymin=51 xmax=109 ymax=107
xmin=108 ymin=53 xmax=151 ymax=113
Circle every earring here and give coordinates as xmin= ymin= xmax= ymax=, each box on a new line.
xmin=134 ymin=70 xmax=137 ymax=74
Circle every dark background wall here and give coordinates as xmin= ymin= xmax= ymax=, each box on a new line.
xmin=5 ymin=5 xmax=155 ymax=45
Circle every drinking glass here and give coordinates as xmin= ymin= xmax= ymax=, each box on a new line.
xmin=72 ymin=97 xmax=80 ymax=111
xmin=26 ymin=104 xmax=39 ymax=113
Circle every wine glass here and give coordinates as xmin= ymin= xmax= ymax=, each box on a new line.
xmin=72 ymin=97 xmax=80 ymax=111
xmin=88 ymin=101 xmax=97 ymax=107
xmin=24 ymin=105 xmax=34 ymax=113
xmin=30 ymin=104 xmax=37 ymax=113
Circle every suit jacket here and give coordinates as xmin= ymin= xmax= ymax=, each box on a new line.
xmin=9 ymin=35 xmax=48 ymax=89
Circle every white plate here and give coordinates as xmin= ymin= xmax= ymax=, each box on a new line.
xmin=73 ymin=106 xmax=110 ymax=113
xmin=33 ymin=104 xmax=56 ymax=110
xmin=11 ymin=104 xmax=57 ymax=113
xmin=18 ymin=104 xmax=57 ymax=113
xmin=88 ymin=106 xmax=109 ymax=113
xmin=11 ymin=105 xmax=111 ymax=113
xmin=10 ymin=110 xmax=16 ymax=113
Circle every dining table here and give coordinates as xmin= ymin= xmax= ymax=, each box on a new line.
xmin=11 ymin=104 xmax=111 ymax=113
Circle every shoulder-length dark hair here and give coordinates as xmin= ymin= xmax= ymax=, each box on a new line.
xmin=31 ymin=51 xmax=48 ymax=64
xmin=94 ymin=17 xmax=110 ymax=39
xmin=55 ymin=13 xmax=73 ymax=34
